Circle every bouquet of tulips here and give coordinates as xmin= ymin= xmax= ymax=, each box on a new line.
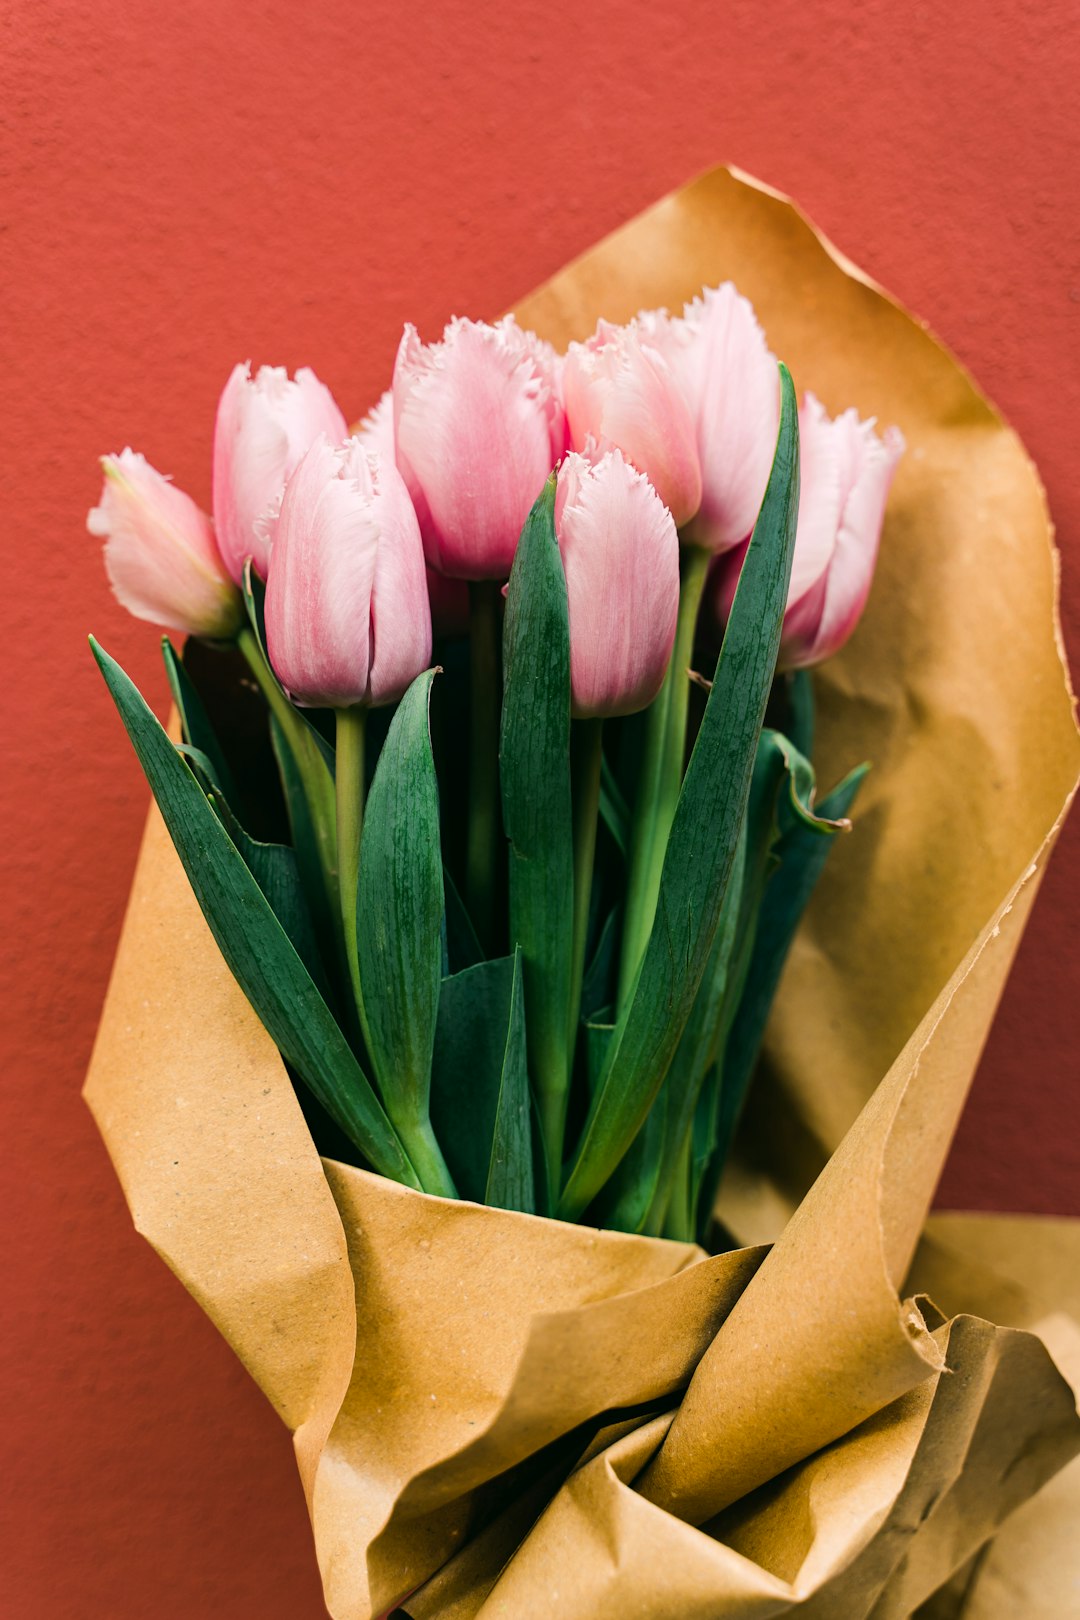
xmin=86 ymin=170 xmax=1080 ymax=1620
xmin=90 ymin=292 xmax=902 ymax=1239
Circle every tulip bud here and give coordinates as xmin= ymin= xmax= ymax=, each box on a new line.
xmin=664 ymin=284 xmax=781 ymax=554
xmin=555 ymin=450 xmax=679 ymax=719
xmin=392 ymin=316 xmax=566 ymax=580
xmin=563 ymin=317 xmax=701 ymax=529
xmin=780 ymin=394 xmax=905 ymax=668
xmin=711 ymin=394 xmax=905 ymax=669
xmin=88 ymin=449 xmax=242 ymax=639
xmin=213 ymin=362 xmax=348 ymax=583
xmin=264 ymin=436 xmax=431 ymax=708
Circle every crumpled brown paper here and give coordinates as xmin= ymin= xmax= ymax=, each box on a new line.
xmin=85 ymin=167 xmax=1080 ymax=1619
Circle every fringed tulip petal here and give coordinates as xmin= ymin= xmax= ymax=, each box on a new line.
xmin=213 ymin=362 xmax=347 ymax=583
xmin=393 ymin=317 xmax=565 ymax=580
xmin=781 ymin=397 xmax=905 ymax=669
xmin=564 ymin=318 xmax=701 ymax=529
xmin=556 ymin=450 xmax=679 ymax=719
xmin=671 ymin=284 xmax=780 ymax=554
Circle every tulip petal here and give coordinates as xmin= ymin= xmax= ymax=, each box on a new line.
xmin=213 ymin=361 xmax=347 ymax=582
xmin=393 ymin=317 xmax=563 ymax=579
xmin=675 ymin=284 xmax=780 ymax=553
xmin=89 ymin=450 xmax=240 ymax=638
xmin=364 ymin=455 xmax=433 ymax=707
xmin=556 ymin=451 xmax=680 ymax=718
xmin=564 ymin=318 xmax=701 ymax=528
xmin=264 ymin=438 xmax=379 ymax=707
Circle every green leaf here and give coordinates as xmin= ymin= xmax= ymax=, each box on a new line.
xmin=579 ymin=907 xmax=621 ymax=1025
xmin=443 ymin=864 xmax=484 ymax=973
xmin=558 ymin=364 xmax=801 ymax=1221
xmin=269 ymin=714 xmax=338 ymax=954
xmin=211 ymin=792 xmax=330 ymax=998
xmin=501 ymin=475 xmax=574 ymax=1194
xmin=90 ymin=636 xmax=418 ymax=1189
xmin=430 ymin=951 xmax=534 ymax=1213
xmin=162 ymin=637 xmax=239 ymax=806
xmin=715 ymin=759 xmax=868 ymax=1169
xmin=356 ymin=670 xmax=443 ymax=1127
xmin=599 ymin=751 xmax=629 ymax=857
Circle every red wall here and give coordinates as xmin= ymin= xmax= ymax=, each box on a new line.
xmin=4 ymin=2 xmax=1079 ymax=1614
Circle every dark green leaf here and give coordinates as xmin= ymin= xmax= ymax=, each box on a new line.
xmin=579 ymin=908 xmax=621 ymax=1025
xmin=430 ymin=951 xmax=534 ymax=1213
xmin=162 ymin=637 xmax=239 ymax=805
xmin=211 ymin=792 xmax=330 ymax=998
xmin=443 ymin=864 xmax=484 ymax=973
xmin=558 ymin=364 xmax=801 ymax=1221
xmin=356 ymin=670 xmax=443 ymax=1125
xmin=716 ymin=760 xmax=868 ymax=1167
xmin=90 ymin=637 xmax=417 ymax=1189
xmin=501 ymin=475 xmax=574 ymax=1191
xmin=599 ymin=751 xmax=629 ymax=857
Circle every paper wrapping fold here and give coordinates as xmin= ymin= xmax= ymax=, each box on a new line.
xmin=86 ymin=166 xmax=1080 ymax=1619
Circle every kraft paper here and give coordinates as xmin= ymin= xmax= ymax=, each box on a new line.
xmin=86 ymin=167 xmax=1080 ymax=1618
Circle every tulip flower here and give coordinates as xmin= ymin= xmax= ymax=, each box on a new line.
xmin=712 ymin=393 xmax=905 ymax=669
xmin=88 ymin=450 xmax=242 ymax=639
xmin=555 ymin=450 xmax=679 ymax=719
xmin=663 ymin=284 xmax=781 ymax=555
xmin=392 ymin=316 xmax=566 ymax=580
xmin=563 ymin=317 xmax=701 ymax=529
xmin=264 ymin=435 xmax=431 ymax=709
xmin=357 ymin=390 xmax=470 ymax=636
xmin=213 ymin=362 xmax=347 ymax=583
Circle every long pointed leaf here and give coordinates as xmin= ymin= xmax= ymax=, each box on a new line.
xmin=501 ymin=475 xmax=574 ymax=1191
xmin=161 ymin=637 xmax=239 ymax=805
xmin=356 ymin=670 xmax=443 ymax=1124
xmin=558 ymin=364 xmax=800 ymax=1220
xmin=430 ymin=951 xmax=534 ymax=1213
xmin=90 ymin=637 xmax=418 ymax=1188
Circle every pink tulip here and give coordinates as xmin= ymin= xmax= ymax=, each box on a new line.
xmin=354 ymin=390 xmax=395 ymax=459
xmin=712 ymin=394 xmax=905 ymax=669
xmin=213 ymin=362 xmax=347 ymax=583
xmin=555 ymin=450 xmax=679 ymax=719
xmin=357 ymin=391 xmax=470 ymax=635
xmin=392 ymin=316 xmax=566 ymax=580
xmin=88 ymin=449 xmax=242 ymax=639
xmin=264 ymin=436 xmax=431 ymax=708
xmin=664 ymin=284 xmax=781 ymax=554
xmin=563 ymin=317 xmax=701 ymax=529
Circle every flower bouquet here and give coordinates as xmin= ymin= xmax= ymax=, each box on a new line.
xmin=85 ymin=168 xmax=1080 ymax=1618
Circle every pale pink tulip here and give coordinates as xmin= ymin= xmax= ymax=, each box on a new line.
xmin=563 ymin=317 xmax=701 ymax=529
xmin=555 ymin=450 xmax=679 ymax=718
xmin=712 ymin=394 xmax=905 ymax=669
xmin=213 ymin=362 xmax=347 ymax=583
xmin=264 ymin=436 xmax=431 ymax=708
xmin=663 ymin=284 xmax=780 ymax=554
xmin=88 ymin=450 xmax=241 ymax=639
xmin=357 ymin=390 xmax=470 ymax=635
xmin=392 ymin=317 xmax=566 ymax=580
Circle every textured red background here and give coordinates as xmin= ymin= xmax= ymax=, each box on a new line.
xmin=3 ymin=1 xmax=1079 ymax=1614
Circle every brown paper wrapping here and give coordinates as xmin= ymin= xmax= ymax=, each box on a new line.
xmin=85 ymin=167 xmax=1080 ymax=1618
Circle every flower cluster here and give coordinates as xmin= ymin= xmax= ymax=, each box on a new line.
xmin=89 ymin=285 xmax=905 ymax=1231
xmin=90 ymin=287 xmax=904 ymax=716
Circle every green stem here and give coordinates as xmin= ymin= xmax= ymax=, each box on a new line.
xmin=616 ymin=543 xmax=711 ymax=1012
xmin=335 ymin=706 xmax=367 ymax=1031
xmin=568 ymin=717 xmax=603 ymax=1053
xmin=237 ymin=622 xmax=339 ymax=899
xmin=467 ymin=580 xmax=501 ymax=951
xmin=661 ymin=1128 xmax=694 ymax=1243
xmin=396 ymin=1114 xmax=459 ymax=1200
